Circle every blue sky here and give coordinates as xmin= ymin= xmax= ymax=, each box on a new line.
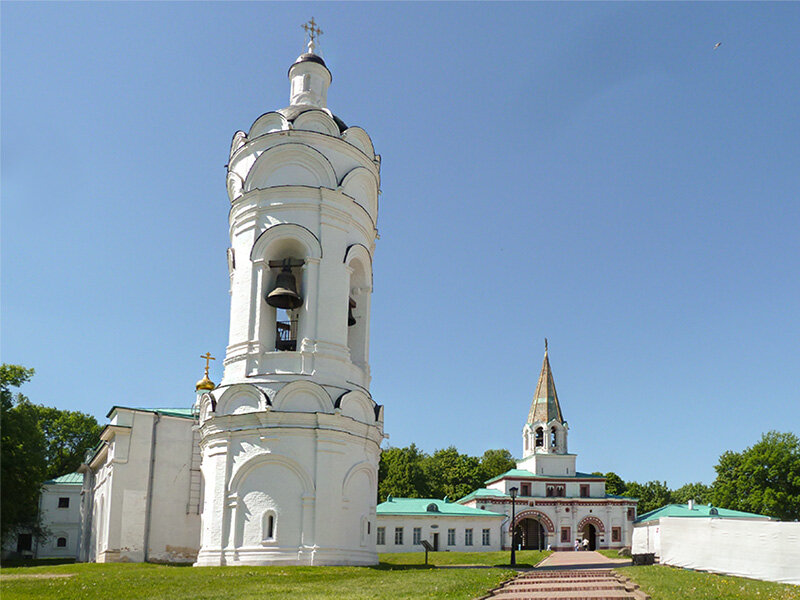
xmin=3 ymin=2 xmax=798 ymax=488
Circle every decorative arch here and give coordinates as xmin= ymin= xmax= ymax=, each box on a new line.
xmin=340 ymin=167 xmax=379 ymax=219
xmin=214 ymin=384 xmax=270 ymax=416
xmin=341 ymin=460 xmax=376 ymax=495
xmin=199 ymin=392 xmax=216 ymax=423
xmin=513 ymin=509 xmax=555 ymax=533
xmin=293 ymin=109 xmax=340 ymax=136
xmin=250 ymin=223 xmax=322 ymax=263
xmin=577 ymin=515 xmax=606 ymax=533
xmin=229 ymin=452 xmax=315 ymax=496
xmin=342 ymin=126 xmax=375 ymax=158
xmin=271 ymin=380 xmax=333 ymax=414
xmin=335 ymin=390 xmax=375 ymax=424
xmin=244 ymin=143 xmax=336 ymax=191
xmin=249 ymin=111 xmax=290 ymax=138
xmin=344 ymin=244 xmax=373 ymax=288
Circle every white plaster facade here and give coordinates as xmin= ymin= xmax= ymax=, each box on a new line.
xmin=376 ymin=498 xmax=505 ymax=553
xmin=34 ymin=475 xmax=83 ymax=559
xmin=193 ymin=40 xmax=384 ymax=567
xmin=79 ymin=407 xmax=200 ymax=563
xmin=458 ymin=345 xmax=637 ymax=552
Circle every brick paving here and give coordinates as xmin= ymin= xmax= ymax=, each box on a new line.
xmin=482 ymin=552 xmax=649 ymax=600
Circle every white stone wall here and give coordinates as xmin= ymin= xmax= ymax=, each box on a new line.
xmin=87 ymin=410 xmax=200 ymax=563
xmin=463 ymin=497 xmax=635 ymax=550
xmin=36 ymin=484 xmax=82 ymax=559
xmin=376 ymin=515 xmax=504 ymax=553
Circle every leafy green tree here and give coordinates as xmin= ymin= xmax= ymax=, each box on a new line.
xmin=1 ymin=365 xmax=46 ymax=542
xmin=711 ymin=431 xmax=800 ymax=521
xmin=378 ymin=444 xmax=429 ymax=501
xmin=424 ymin=446 xmax=485 ymax=501
xmin=1 ymin=364 xmax=102 ymax=547
xmin=671 ymin=482 xmax=711 ymax=505
xmin=624 ymin=480 xmax=671 ymax=515
xmin=34 ymin=405 xmax=102 ymax=480
xmin=479 ymin=449 xmax=516 ymax=482
xmin=592 ymin=471 xmax=627 ymax=496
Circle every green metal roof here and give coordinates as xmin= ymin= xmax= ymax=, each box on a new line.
xmin=635 ymin=503 xmax=773 ymax=524
xmin=484 ymin=468 xmax=605 ymax=485
xmin=377 ymin=497 xmax=505 ymax=518
xmin=457 ymin=488 xmax=510 ymax=503
xmin=44 ymin=472 xmax=83 ymax=485
xmin=106 ymin=405 xmax=195 ymax=419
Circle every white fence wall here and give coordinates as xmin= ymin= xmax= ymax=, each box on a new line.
xmin=656 ymin=517 xmax=800 ymax=585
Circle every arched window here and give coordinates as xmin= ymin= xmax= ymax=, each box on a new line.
xmin=535 ymin=427 xmax=544 ymax=447
xmin=550 ymin=426 xmax=558 ymax=450
xmin=426 ymin=503 xmax=439 ymax=512
xmin=262 ymin=510 xmax=277 ymax=543
xmin=57 ymin=536 xmax=67 ymax=548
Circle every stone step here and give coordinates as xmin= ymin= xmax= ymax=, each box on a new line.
xmin=489 ymin=591 xmax=639 ymax=600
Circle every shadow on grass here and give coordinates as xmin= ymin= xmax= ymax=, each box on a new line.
xmin=0 ymin=558 xmax=76 ymax=568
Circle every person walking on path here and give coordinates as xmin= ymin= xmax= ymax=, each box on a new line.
xmin=582 ymin=537 xmax=589 ymax=551
xmin=574 ymin=539 xmax=581 ymax=551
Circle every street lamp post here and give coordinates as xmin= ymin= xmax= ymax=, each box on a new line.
xmin=509 ymin=486 xmax=518 ymax=567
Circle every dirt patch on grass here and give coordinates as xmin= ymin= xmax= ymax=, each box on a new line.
xmin=0 ymin=573 xmax=76 ymax=580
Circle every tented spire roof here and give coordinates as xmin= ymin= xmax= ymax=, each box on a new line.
xmin=527 ymin=340 xmax=564 ymax=424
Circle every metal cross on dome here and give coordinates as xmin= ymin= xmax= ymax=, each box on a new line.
xmin=302 ymin=17 xmax=323 ymax=45
xmin=200 ymin=352 xmax=215 ymax=376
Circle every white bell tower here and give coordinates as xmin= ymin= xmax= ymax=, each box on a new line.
xmin=517 ymin=341 xmax=577 ymax=477
xmin=195 ymin=20 xmax=384 ymax=566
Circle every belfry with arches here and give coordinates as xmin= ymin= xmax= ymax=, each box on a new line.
xmin=458 ymin=342 xmax=638 ymax=551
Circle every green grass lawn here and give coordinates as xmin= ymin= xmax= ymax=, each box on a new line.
xmin=379 ymin=549 xmax=550 ymax=567
xmin=0 ymin=560 xmax=518 ymax=600
xmin=617 ymin=565 xmax=800 ymax=600
xmin=596 ymin=549 xmax=628 ymax=560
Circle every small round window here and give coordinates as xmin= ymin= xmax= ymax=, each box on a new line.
xmin=426 ymin=503 xmax=439 ymax=512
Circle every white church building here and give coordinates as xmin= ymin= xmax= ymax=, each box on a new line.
xmin=79 ymin=26 xmax=385 ymax=566
xmin=457 ymin=343 xmax=637 ymax=551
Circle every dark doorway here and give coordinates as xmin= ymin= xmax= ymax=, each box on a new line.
xmin=581 ymin=524 xmax=597 ymax=550
xmin=16 ymin=533 xmax=32 ymax=554
xmin=432 ymin=532 xmax=439 ymax=551
xmin=515 ymin=518 xmax=547 ymax=550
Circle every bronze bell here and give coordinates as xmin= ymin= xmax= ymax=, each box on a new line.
xmin=348 ymin=298 xmax=357 ymax=326
xmin=267 ymin=265 xmax=302 ymax=309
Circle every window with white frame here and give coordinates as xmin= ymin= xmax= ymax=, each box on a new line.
xmin=413 ymin=527 xmax=422 ymax=545
xmin=376 ymin=527 xmax=386 ymax=545
xmin=56 ymin=536 xmax=67 ymax=548
xmin=465 ymin=528 xmax=473 ymax=546
xmin=394 ymin=527 xmax=403 ymax=545
xmin=447 ymin=528 xmax=455 ymax=546
xmin=482 ymin=528 xmax=490 ymax=545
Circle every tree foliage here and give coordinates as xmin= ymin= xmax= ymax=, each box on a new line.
xmin=1 ymin=365 xmax=45 ymax=541
xmin=624 ymin=480 xmax=672 ymax=515
xmin=711 ymin=431 xmax=800 ymax=521
xmin=671 ymin=482 xmax=712 ymax=505
xmin=1 ymin=364 xmax=102 ymax=546
xmin=378 ymin=445 xmax=517 ymax=502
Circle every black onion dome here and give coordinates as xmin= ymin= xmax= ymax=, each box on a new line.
xmin=294 ymin=53 xmax=326 ymax=67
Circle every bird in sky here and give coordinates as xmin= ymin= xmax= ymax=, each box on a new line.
xmin=714 ymin=42 xmax=722 ymax=50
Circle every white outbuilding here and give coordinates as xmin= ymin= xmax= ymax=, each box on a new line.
xmin=376 ymin=497 xmax=505 ymax=553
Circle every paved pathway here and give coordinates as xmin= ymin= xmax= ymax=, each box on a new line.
xmin=482 ymin=552 xmax=649 ymax=600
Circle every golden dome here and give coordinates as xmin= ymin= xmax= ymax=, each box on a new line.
xmin=195 ymin=374 xmax=215 ymax=392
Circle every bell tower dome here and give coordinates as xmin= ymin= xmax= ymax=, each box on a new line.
xmin=195 ymin=22 xmax=384 ymax=567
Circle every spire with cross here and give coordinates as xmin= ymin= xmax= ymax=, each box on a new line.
xmin=302 ymin=17 xmax=323 ymax=54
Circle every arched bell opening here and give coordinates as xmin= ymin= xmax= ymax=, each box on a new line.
xmin=535 ymin=427 xmax=544 ymax=449
xmin=257 ymin=237 xmax=309 ymax=353
xmin=344 ymin=247 xmax=371 ymax=370
xmin=514 ymin=518 xmax=547 ymax=550
xmin=550 ymin=426 xmax=558 ymax=451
